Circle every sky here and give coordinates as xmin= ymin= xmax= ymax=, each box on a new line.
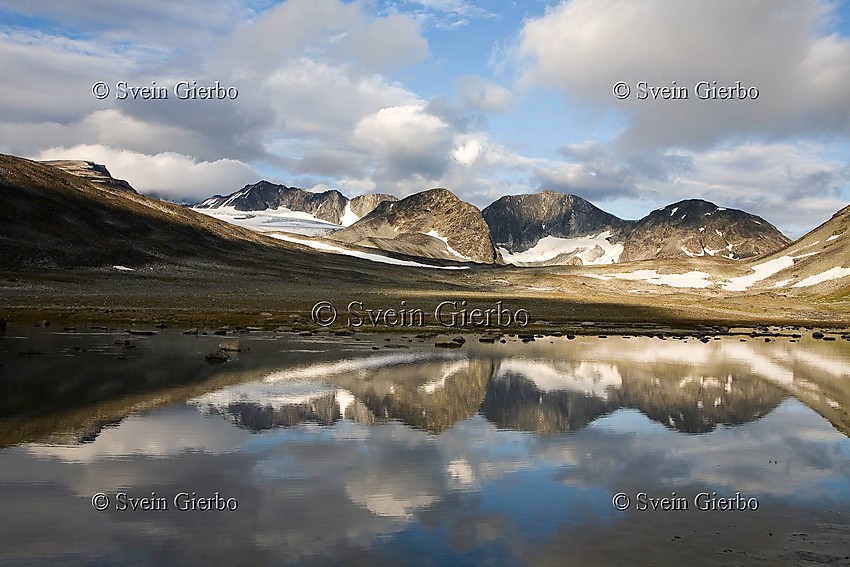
xmin=1 ymin=0 xmax=849 ymax=237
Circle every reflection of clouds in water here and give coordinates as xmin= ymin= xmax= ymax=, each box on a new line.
xmin=26 ymin=410 xmax=246 ymax=463
xmin=551 ymin=400 xmax=850 ymax=500
xmin=2 ymin=397 xmax=849 ymax=563
xmin=4 ymin=337 xmax=849 ymax=563
xmin=574 ymin=336 xmax=850 ymax=384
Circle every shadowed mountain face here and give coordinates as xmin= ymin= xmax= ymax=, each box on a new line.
xmin=349 ymin=193 xmax=398 ymax=218
xmin=39 ymin=160 xmax=137 ymax=194
xmin=0 ymin=155 xmax=288 ymax=269
xmin=482 ymin=190 xmax=631 ymax=254
xmin=331 ymin=188 xmax=503 ymax=264
xmin=194 ymin=180 xmax=396 ymax=226
xmin=620 ymin=199 xmax=791 ymax=261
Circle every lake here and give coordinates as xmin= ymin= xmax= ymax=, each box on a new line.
xmin=1 ymin=326 xmax=848 ymax=565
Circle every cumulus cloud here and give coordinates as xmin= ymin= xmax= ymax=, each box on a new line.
xmin=457 ymin=75 xmax=514 ymax=113
xmin=354 ymin=104 xmax=454 ymax=182
xmin=516 ymin=0 xmax=850 ymax=150
xmin=34 ymin=144 xmax=259 ymax=202
xmin=0 ymin=0 xmax=847 ymax=236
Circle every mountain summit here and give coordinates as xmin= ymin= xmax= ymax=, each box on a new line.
xmin=331 ymin=188 xmax=502 ymax=264
xmin=483 ymin=190 xmax=630 ymax=252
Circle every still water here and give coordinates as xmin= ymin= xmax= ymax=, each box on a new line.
xmin=1 ymin=327 xmax=848 ymax=565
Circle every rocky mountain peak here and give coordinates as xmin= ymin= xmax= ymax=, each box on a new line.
xmin=194 ymin=181 xmax=393 ymax=226
xmin=331 ymin=187 xmax=502 ymax=264
xmin=482 ymin=190 xmax=630 ymax=254
xmin=620 ymin=199 xmax=790 ymax=261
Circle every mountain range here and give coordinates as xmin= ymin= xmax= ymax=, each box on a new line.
xmin=195 ymin=180 xmax=397 ymax=227
xmin=194 ymin=180 xmax=791 ymax=267
xmin=2 ymin=153 xmax=848 ymax=299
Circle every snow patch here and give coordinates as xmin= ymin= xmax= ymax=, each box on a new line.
xmin=722 ymin=257 xmax=796 ymax=291
xmin=585 ymin=269 xmax=712 ymax=289
xmin=424 ymin=230 xmax=472 ymax=261
xmin=113 ymin=265 xmax=134 ymax=271
xmin=268 ymin=233 xmax=469 ymax=270
xmin=670 ymin=207 xmax=678 ymax=216
xmin=720 ymin=251 xmax=818 ymax=291
xmin=340 ymin=203 xmax=360 ymax=227
xmin=500 ymin=232 xmax=623 ymax=266
xmin=827 ymin=234 xmax=841 ymax=242
xmin=195 ymin=205 xmax=340 ymax=236
xmin=791 ymin=267 xmax=850 ymax=288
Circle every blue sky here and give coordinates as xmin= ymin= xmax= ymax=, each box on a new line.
xmin=1 ymin=0 xmax=849 ymax=236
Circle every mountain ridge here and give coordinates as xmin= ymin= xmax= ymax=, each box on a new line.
xmin=195 ymin=180 xmax=396 ymax=227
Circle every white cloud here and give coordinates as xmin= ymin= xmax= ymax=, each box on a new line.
xmin=217 ymin=0 xmax=428 ymax=75
xmin=34 ymin=144 xmax=259 ymax=202
xmin=457 ymin=75 xmax=514 ymax=113
xmin=516 ymin=0 xmax=850 ymax=149
xmin=354 ymin=104 xmax=454 ymax=181
xmin=0 ymin=0 xmax=254 ymax=54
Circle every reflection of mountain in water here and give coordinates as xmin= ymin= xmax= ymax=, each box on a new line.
xmin=481 ymin=371 xmax=786 ymax=435
xmin=191 ymin=359 xmax=495 ymax=433
xmin=481 ymin=374 xmax=610 ymax=435
xmin=8 ymin=335 xmax=847 ymax=444
xmin=611 ymin=374 xmax=787 ymax=434
xmin=191 ymin=353 xmax=790 ymax=436
xmin=219 ymin=398 xmax=339 ymax=431
xmin=334 ymin=359 xmax=496 ymax=433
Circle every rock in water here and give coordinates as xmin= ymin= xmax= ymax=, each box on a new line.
xmin=219 ymin=339 xmax=242 ymax=352
xmin=205 ymin=349 xmax=231 ymax=362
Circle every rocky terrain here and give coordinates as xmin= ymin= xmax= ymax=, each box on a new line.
xmin=192 ymin=178 xmax=793 ymax=268
xmin=39 ymin=160 xmax=137 ymax=193
xmin=483 ymin=190 xmax=630 ymax=253
xmin=483 ymin=194 xmax=789 ymax=266
xmin=330 ymin=188 xmax=502 ymax=264
xmin=619 ymin=199 xmax=790 ymax=262
xmin=349 ymin=193 xmax=398 ymax=218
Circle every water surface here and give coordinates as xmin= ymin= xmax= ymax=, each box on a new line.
xmin=1 ymin=327 xmax=848 ymax=565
